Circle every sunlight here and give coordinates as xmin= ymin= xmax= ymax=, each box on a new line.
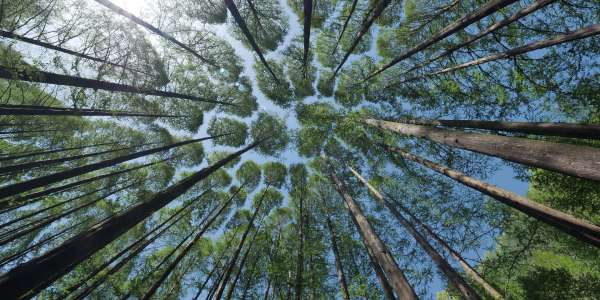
xmin=109 ymin=0 xmax=147 ymax=15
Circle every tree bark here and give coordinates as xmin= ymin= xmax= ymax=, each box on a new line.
xmin=0 ymin=135 xmax=222 ymax=200
xmin=224 ymin=228 xmax=260 ymax=300
xmin=94 ymin=0 xmax=216 ymax=66
xmin=366 ymin=246 xmax=397 ymax=300
xmin=0 ymin=141 xmax=118 ymax=162
xmin=295 ymin=184 xmax=305 ymax=300
xmin=364 ymin=118 xmax=600 ymax=182
xmin=332 ymin=0 xmax=358 ymax=55
xmin=212 ymin=185 xmax=270 ymax=300
xmin=0 ymin=66 xmax=233 ymax=105
xmin=303 ymin=0 xmax=313 ymax=67
xmin=382 ymin=144 xmax=600 ymax=248
xmin=0 ymin=30 xmax=149 ymax=75
xmin=390 ymin=118 xmax=600 ymax=140
xmin=327 ymin=166 xmax=418 ymax=299
xmin=223 ymin=0 xmax=280 ymax=83
xmin=0 ymin=140 xmax=262 ymax=299
xmin=325 ymin=216 xmax=351 ymax=300
xmin=0 ymin=104 xmax=184 ymax=118
xmin=394 ymin=0 xmax=556 ymax=80
xmin=349 ymin=166 xmax=481 ymax=300
xmin=365 ymin=0 xmax=519 ymax=81
xmin=332 ymin=0 xmax=391 ymax=77
xmin=142 ymin=184 xmax=244 ymax=300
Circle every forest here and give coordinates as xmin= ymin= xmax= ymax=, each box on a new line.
xmin=0 ymin=0 xmax=599 ymax=299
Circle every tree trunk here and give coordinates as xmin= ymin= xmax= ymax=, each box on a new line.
xmin=0 ymin=30 xmax=149 ymax=75
xmin=303 ymin=0 xmax=313 ymax=67
xmin=245 ymin=0 xmax=267 ymax=34
xmin=395 ymin=0 xmax=556 ymax=80
xmin=0 ymin=104 xmax=184 ymax=118
xmin=389 ymin=196 xmax=504 ymax=300
xmin=224 ymin=229 xmax=260 ymax=300
xmin=212 ymin=185 xmax=270 ymax=300
xmin=364 ymin=118 xmax=600 ymax=182
xmin=0 ymin=135 xmax=221 ymax=200
xmin=0 ymin=140 xmax=262 ymax=299
xmin=263 ymin=280 xmax=271 ymax=300
xmin=223 ymin=0 xmax=280 ymax=83
xmin=142 ymin=184 xmax=243 ymax=300
xmin=349 ymin=166 xmax=481 ymax=300
xmin=0 ymin=142 xmax=155 ymax=176
xmin=0 ymin=66 xmax=233 ymax=105
xmin=295 ymin=187 xmax=305 ymax=300
xmin=325 ymin=216 xmax=351 ymax=300
xmin=332 ymin=0 xmax=358 ymax=54
xmin=382 ymin=145 xmax=600 ymax=247
xmin=366 ymin=246 xmax=397 ymax=300
xmin=332 ymin=0 xmax=390 ymax=77
xmin=366 ymin=0 xmax=519 ymax=81
xmin=327 ymin=166 xmax=418 ymax=299
xmin=94 ymin=0 xmax=216 ymax=66
xmin=0 ymin=141 xmax=118 ymax=162
xmin=1 ymin=156 xmax=174 ymax=212
xmin=390 ymin=118 xmax=600 ymax=140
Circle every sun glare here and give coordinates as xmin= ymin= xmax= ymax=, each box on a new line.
xmin=109 ymin=0 xmax=147 ymax=15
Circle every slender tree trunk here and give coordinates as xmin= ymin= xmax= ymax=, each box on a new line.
xmin=0 ymin=129 xmax=60 ymax=135
xmin=349 ymin=166 xmax=481 ymax=300
xmin=94 ymin=0 xmax=216 ymax=66
xmin=245 ymin=0 xmax=267 ymax=34
xmin=0 ymin=30 xmax=149 ymax=75
xmin=0 ymin=140 xmax=262 ymax=299
xmin=295 ymin=188 xmax=305 ymax=300
xmin=390 ymin=196 xmax=504 ymax=300
xmin=303 ymin=0 xmax=313 ymax=67
xmin=0 ymin=141 xmax=118 ymax=162
xmin=332 ymin=0 xmax=390 ymax=77
xmin=0 ymin=142 xmax=154 ymax=175
xmin=0 ymin=66 xmax=233 ymax=105
xmin=142 ymin=184 xmax=244 ymax=300
xmin=1 ymin=156 xmax=173 ymax=212
xmin=223 ymin=0 xmax=280 ymax=83
xmin=366 ymin=246 xmax=397 ymax=300
xmin=325 ymin=216 xmax=351 ymax=300
xmin=213 ymin=185 xmax=270 ymax=300
xmin=366 ymin=0 xmax=519 ymax=81
xmin=364 ymin=118 xmax=600 ymax=182
xmin=382 ymin=145 xmax=600 ymax=247
xmin=0 ymin=135 xmax=222 ymax=200
xmin=0 ymin=104 xmax=184 ymax=118
xmin=263 ymin=280 xmax=271 ymax=300
xmin=395 ymin=0 xmax=556 ymax=79
xmin=332 ymin=0 xmax=358 ymax=54
xmin=390 ymin=118 xmax=600 ymax=140
xmin=327 ymin=165 xmax=418 ymax=299
xmin=224 ymin=229 xmax=260 ymax=300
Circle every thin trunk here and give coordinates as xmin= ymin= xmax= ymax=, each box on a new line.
xmin=390 ymin=118 xmax=600 ymax=140
xmin=0 ymin=135 xmax=221 ymax=200
xmin=224 ymin=229 xmax=260 ymax=300
xmin=0 ymin=104 xmax=184 ymax=118
xmin=0 ymin=66 xmax=233 ymax=106
xmin=141 ymin=184 xmax=244 ymax=300
xmin=366 ymin=0 xmax=519 ymax=81
xmin=327 ymin=165 xmax=418 ymax=299
xmin=325 ymin=216 xmax=350 ymax=300
xmin=0 ymin=141 xmax=118 ymax=162
xmin=0 ymin=142 xmax=154 ymax=175
xmin=245 ymin=0 xmax=267 ymax=34
xmin=0 ymin=181 xmax=135 ymax=246
xmin=366 ymin=246 xmax=396 ymax=300
xmin=364 ymin=118 xmax=600 ymax=182
xmin=395 ymin=0 xmax=556 ymax=80
xmin=213 ymin=185 xmax=270 ymax=300
xmin=0 ymin=140 xmax=262 ymax=299
xmin=263 ymin=280 xmax=271 ymax=300
xmin=303 ymin=0 xmax=313 ymax=67
xmin=0 ymin=129 xmax=60 ymax=135
xmin=349 ymin=166 xmax=481 ymax=300
xmin=63 ymin=188 xmax=207 ymax=297
xmin=332 ymin=0 xmax=390 ymax=77
xmin=382 ymin=145 xmax=600 ymax=247
xmin=94 ymin=0 xmax=216 ymax=66
xmin=0 ymin=30 xmax=149 ymax=75
xmin=223 ymin=0 xmax=280 ymax=83
xmin=390 ymin=196 xmax=504 ymax=299
xmin=332 ymin=0 xmax=358 ymax=55
xmin=1 ymin=156 xmax=173 ymax=212
xmin=295 ymin=187 xmax=305 ymax=300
